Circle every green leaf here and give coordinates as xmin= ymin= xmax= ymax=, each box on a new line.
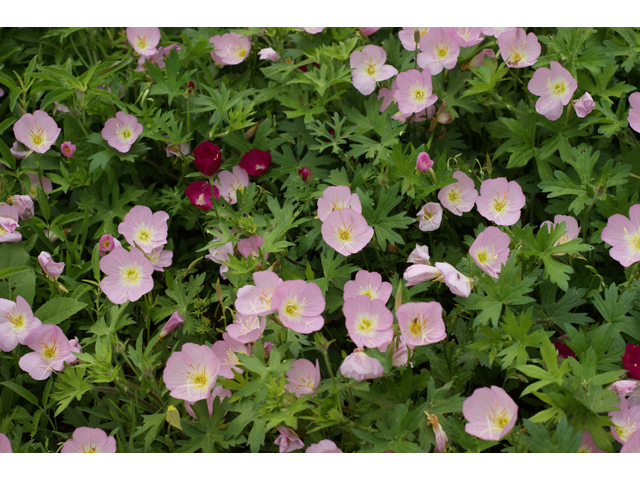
xmin=360 ymin=183 xmax=413 ymax=252
xmin=35 ymin=297 xmax=87 ymax=325
xmin=0 ymin=243 xmax=35 ymax=303
xmin=0 ymin=381 xmax=39 ymax=408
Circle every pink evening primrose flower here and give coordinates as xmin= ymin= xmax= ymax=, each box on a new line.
xmin=407 ymin=245 xmax=431 ymax=264
xmin=238 ymin=235 xmax=267 ymax=261
xmin=416 ymin=152 xmax=433 ymax=172
xmin=259 ymin=48 xmax=280 ymax=62
xmin=343 ymin=296 xmax=393 ymax=349
xmin=275 ymin=427 xmax=304 ymax=453
xmin=184 ymin=385 xmax=232 ymax=419
xmin=147 ymin=246 xmax=173 ymax=272
xmin=609 ymin=396 xmax=640 ymax=444
xmin=609 ymin=380 xmax=639 ymax=397
xmin=272 ymin=280 xmax=326 ymax=334
xmin=98 ymin=234 xmax=122 ymax=257
xmin=462 ymin=385 xmax=518 ymax=441
xmin=317 ymin=186 xmax=362 ymax=222
xmin=621 ymin=431 xmax=640 ymax=453
xmin=166 ymin=142 xmax=189 ymax=158
xmin=26 ymin=173 xmax=52 ymax=199
xmin=378 ymin=337 xmax=410 ymax=367
xmin=398 ymin=28 xmax=430 ymax=51
xmin=235 ymin=270 xmax=283 ymax=316
xmin=340 ymin=349 xmax=384 ymax=381
xmin=163 ymin=343 xmax=220 ymax=402
xmin=61 ymin=427 xmax=117 ymax=453
xmin=528 ymin=61 xmax=578 ymax=121
xmin=117 ymin=205 xmax=169 ymax=254
xmin=349 ymin=45 xmax=398 ymax=96
xmin=476 ymin=177 xmax=526 ymax=226
xmin=470 ymin=226 xmax=511 ymax=279
xmin=213 ymin=166 xmax=250 ymax=205
xmin=99 ymin=247 xmax=154 ymax=304
xmin=343 ymin=270 xmax=393 ymax=303
xmin=497 ymin=28 xmax=541 ymax=68
xmin=574 ymin=92 xmax=595 ymax=118
xmin=437 ymin=171 xmax=478 ymax=216
xmin=321 ymin=209 xmax=374 ymax=257
xmin=211 ymin=333 xmax=251 ymax=379
xmin=451 ymin=27 xmax=484 ymax=47
xmin=38 ymin=252 xmax=64 ymax=280
xmin=306 ymin=439 xmax=343 ymax=453
xmin=541 ymin=215 xmax=581 ymax=247
xmin=300 ymin=28 xmax=324 ymax=34
xmin=13 ymin=195 xmax=34 ymax=221
xmin=417 ymin=202 xmax=443 ymax=232
xmin=0 ymin=296 xmax=42 ymax=352
xmin=0 ymin=213 xmax=21 ymax=244
xmin=578 ymin=430 xmax=605 ymax=453
xmin=396 ymin=302 xmax=446 ymax=349
xmin=209 ymin=33 xmax=251 ymax=66
xmin=285 ymin=358 xmax=321 ymax=397
xmin=137 ymin=49 xmax=165 ymax=72
xmin=403 ymin=264 xmax=442 ymax=287
xmin=19 ymin=324 xmax=71 ymax=380
xmin=158 ymin=310 xmax=184 ymax=339
xmin=205 ymin=235 xmax=234 ymax=266
xmin=0 ymin=433 xmax=12 ymax=453
xmin=481 ymin=27 xmax=515 ymax=38
xmin=126 ymin=27 xmax=161 ymax=56
xmin=226 ymin=313 xmax=266 ymax=344
xmin=60 ymin=141 xmax=76 ymax=158
xmin=13 ymin=110 xmax=61 ymax=154
xmin=628 ymin=93 xmax=640 ymax=133
xmin=11 ymin=141 xmax=29 ymax=159
xmin=394 ymin=69 xmax=438 ymax=116
xmin=101 ymin=111 xmax=143 ymax=153
xmin=360 ymin=28 xmax=381 ymax=37
xmin=601 ymin=204 xmax=640 ymax=267
xmin=435 ymin=262 xmax=472 ymax=297
xmin=469 ymin=49 xmax=495 ymax=68
xmin=417 ymin=28 xmax=460 ymax=76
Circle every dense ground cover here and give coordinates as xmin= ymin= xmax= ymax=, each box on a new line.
xmin=1 ymin=26 xmax=640 ymax=453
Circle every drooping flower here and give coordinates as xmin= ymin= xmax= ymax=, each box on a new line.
xmin=609 ymin=380 xmax=639 ymax=397
xmin=417 ymin=28 xmax=461 ymax=75
xmin=398 ymin=27 xmax=430 ymax=51
xmin=163 ymin=343 xmax=220 ymax=402
xmin=211 ymin=333 xmax=251 ymax=379
xmin=98 ymin=234 xmax=122 ymax=257
xmin=349 ymin=45 xmax=398 ymax=96
xmin=38 ymin=252 xmax=64 ymax=280
xmin=403 ymin=264 xmax=442 ymax=287
xmin=0 ymin=433 xmax=12 ymax=453
xmin=317 ymin=186 xmax=362 ymax=222
xmin=578 ymin=430 xmax=605 ymax=453
xmin=185 ymin=181 xmax=218 ymax=210
xmin=481 ymin=27 xmax=515 ymax=38
xmin=528 ymin=61 xmax=578 ymax=121
xmin=426 ymin=413 xmax=449 ymax=453
xmin=240 ymin=149 xmax=272 ymax=176
xmin=463 ymin=385 xmax=518 ymax=441
xmin=609 ymin=396 xmax=640 ymax=444
xmin=272 ymin=280 xmax=325 ymax=334
xmin=159 ymin=311 xmax=184 ymax=340
xmin=628 ymin=93 xmax=640 ymax=133
xmin=469 ymin=227 xmax=510 ymax=278
xmin=118 ymin=205 xmax=169 ymax=254
xmin=321 ymin=209 xmax=374 ymax=257
xmin=343 ymin=296 xmax=394 ymax=349
xmin=359 ymin=28 xmax=381 ymax=37
xmin=226 ymin=314 xmax=266 ymax=343
xmin=274 ymin=427 xmax=304 ymax=453
xmin=437 ymin=171 xmax=478 ymax=216
xmin=476 ymin=178 xmax=526 ymax=226
xmin=213 ymin=166 xmax=250 ymax=205
xmin=417 ymin=202 xmax=443 ymax=232
xmin=622 ymin=343 xmax=640 ymax=380
xmin=166 ymin=142 xmax=189 ymax=158
xmin=339 ymin=349 xmax=384 ymax=381
xmin=468 ymin=48 xmax=495 ymax=68
xmin=407 ymin=245 xmax=431 ymax=264
xmin=394 ymin=69 xmax=438 ymax=116
xmin=396 ymin=302 xmax=446 ymax=349
xmin=101 ymin=111 xmax=143 ymax=153
xmin=235 ymin=271 xmax=283 ymax=316
xmin=258 ymin=47 xmax=280 ymax=62
xmin=451 ymin=27 xmax=484 ymax=47
xmin=541 ymin=215 xmax=581 ymax=247
xmin=26 ymin=173 xmax=52 ymax=199
xmin=209 ymin=33 xmax=251 ymax=66
xmin=306 ymin=439 xmax=343 ymax=453
xmin=621 ymin=431 xmax=640 ymax=453
xmin=435 ymin=262 xmax=472 ymax=297
xmin=285 ymin=358 xmax=321 ymax=397
xmin=61 ymin=427 xmax=117 ymax=453
xmin=10 ymin=141 xmax=29 ymax=159
xmin=126 ymin=27 xmax=161 ymax=56
xmin=184 ymin=385 xmax=232 ymax=419
xmin=574 ymin=92 xmax=595 ymax=118
xmin=0 ymin=296 xmax=42 ymax=352
xmin=343 ymin=270 xmax=392 ymax=303
xmin=146 ymin=246 xmax=173 ymax=272
xmin=497 ymin=28 xmax=541 ymax=68
xmin=99 ymin=247 xmax=154 ymax=304
xmin=193 ymin=142 xmax=222 ymax=176
xmin=19 ymin=324 xmax=71 ymax=380
xmin=298 ymin=167 xmax=311 ymax=182
xmin=60 ymin=141 xmax=76 ymax=158
xmin=416 ymin=152 xmax=433 ymax=172
xmin=601 ymin=205 xmax=640 ymax=268
xmin=12 ymin=195 xmax=34 ymax=221
xmin=13 ymin=110 xmax=61 ymax=154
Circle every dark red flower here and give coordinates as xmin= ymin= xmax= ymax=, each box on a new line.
xmin=298 ymin=167 xmax=311 ymax=182
xmin=185 ymin=181 xmax=218 ymax=210
xmin=552 ymin=341 xmax=576 ymax=362
xmin=193 ymin=142 xmax=222 ymax=176
xmin=623 ymin=344 xmax=640 ymax=380
xmin=239 ymin=149 xmax=271 ymax=176
xmin=298 ymin=62 xmax=320 ymax=73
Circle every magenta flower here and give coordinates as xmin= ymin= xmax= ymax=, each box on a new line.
xmin=210 ymin=33 xmax=251 ymax=66
xmin=0 ymin=296 xmax=42 ymax=352
xmin=12 ymin=195 xmax=34 ymax=221
xmin=407 ymin=244 xmax=431 ymax=264
xmin=235 ymin=270 xmax=283 ymax=316
xmin=193 ymin=141 xmax=222 ymax=176
xmin=343 ymin=270 xmax=392 ymax=303
xmin=126 ymin=27 xmax=161 ymax=56
xmin=285 ymin=358 xmax=321 ymax=397
xmin=38 ymin=252 xmax=64 ymax=280
xmin=340 ymin=349 xmax=384 ymax=381
xmin=259 ymin=48 xmax=280 ymax=62
xmin=274 ymin=427 xmax=304 ymax=453
xmin=451 ymin=27 xmax=484 ymax=47
xmin=0 ymin=433 xmax=11 ymax=453
xmin=609 ymin=380 xmax=639 ymax=397
xmin=19 ymin=324 xmax=71 ymax=380
xmin=497 ymin=28 xmax=541 ymax=68
xmin=272 ymin=280 xmax=325 ymax=334
xmin=360 ymin=27 xmax=381 ymax=37
xmin=147 ymin=246 xmax=173 ymax=272
xmin=528 ymin=61 xmax=578 ymax=121
xmin=476 ymin=178 xmax=526 ymax=226
xmin=343 ymin=296 xmax=393 ymax=349
xmin=435 ymin=262 xmax=472 ymax=297
xmin=609 ymin=396 xmax=640 ymax=444
xmin=99 ymin=247 xmax=154 ymax=304
xmin=628 ymin=93 xmax=640 ymax=133
xmin=238 ymin=235 xmax=266 ymax=260
xmin=438 ymin=171 xmax=478 ymax=216
xmin=574 ymin=92 xmax=595 ymax=118
xmin=306 ymin=439 xmax=343 ymax=453
xmin=159 ymin=311 xmax=184 ymax=339
xmin=601 ymin=204 xmax=640 ymax=267
xmin=398 ymin=28 xmax=430 ymax=51
xmin=317 ymin=186 xmax=362 ymax=222
xmin=481 ymin=27 xmax=515 ymax=38
xmin=211 ymin=333 xmax=251 ymax=379
xmin=98 ymin=234 xmax=122 ymax=257
xmin=321 ymin=209 xmax=374 ymax=257
xmin=417 ymin=28 xmax=460 ymax=75
xmin=541 ymin=215 xmax=580 ymax=247
xmin=396 ymin=302 xmax=446 ymax=349
xmin=462 ymin=385 xmax=518 ymax=441
xmin=26 ymin=173 xmax=52 ymax=199
xmin=578 ymin=430 xmax=605 ymax=453
xmin=13 ymin=110 xmax=61 ymax=154
xmin=623 ymin=344 xmax=640 ymax=380
xmin=468 ymin=48 xmax=495 ymax=68
xmin=416 ymin=152 xmax=433 ymax=172
xmin=184 ymin=385 xmax=232 ymax=419
xmin=60 ymin=141 xmax=76 ymax=158
xmin=240 ymin=149 xmax=272 ymax=176
xmin=403 ymin=264 xmax=442 ymax=287
xmin=185 ymin=180 xmax=217 ymax=210
xmin=118 ymin=205 xmax=169 ymax=254
xmin=621 ymin=431 xmax=640 ymax=453
xmin=61 ymin=427 xmax=117 ymax=453
xmin=298 ymin=167 xmax=311 ymax=182
xmin=417 ymin=202 xmax=443 ymax=232
xmin=101 ymin=111 xmax=143 ymax=153
xmin=349 ymin=45 xmax=398 ymax=96
xmin=470 ymin=227 xmax=510 ymax=279
xmin=226 ymin=313 xmax=266 ymax=343
xmin=213 ymin=166 xmax=250 ymax=205
xmin=163 ymin=343 xmax=220 ymax=402
xmin=394 ymin=69 xmax=438 ymax=116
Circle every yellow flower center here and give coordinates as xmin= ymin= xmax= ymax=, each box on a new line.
xmin=187 ymin=366 xmax=210 ymax=394
xmin=410 ymin=86 xmax=426 ymax=103
xmin=136 ymin=34 xmax=148 ymax=51
xmin=615 ymin=420 xmax=638 ymax=442
xmin=337 ymin=224 xmax=353 ymax=243
xmin=364 ymin=58 xmax=379 ymax=77
xmin=549 ymin=80 xmax=567 ymax=97
xmin=422 ymin=207 xmax=433 ymax=219
xmin=436 ymin=44 xmax=449 ymax=59
xmin=42 ymin=340 xmax=58 ymax=360
xmin=284 ymin=299 xmax=302 ymax=317
xmin=508 ymin=49 xmax=525 ymax=66
xmin=235 ymin=46 xmax=247 ymax=59
xmin=356 ymin=315 xmax=377 ymax=333
xmin=30 ymin=127 xmax=45 ymax=147
xmin=409 ymin=318 xmax=423 ymax=336
xmin=117 ymin=125 xmax=133 ymax=141
xmin=0 ymin=227 xmax=6 ymax=236
xmin=358 ymin=285 xmax=376 ymax=300
xmin=293 ymin=372 xmax=315 ymax=390
xmin=624 ymin=228 xmax=640 ymax=253
xmin=476 ymin=249 xmax=489 ymax=265
xmin=9 ymin=311 xmax=26 ymax=328
xmin=489 ymin=402 xmax=511 ymax=431
xmin=82 ymin=444 xmax=98 ymax=453
xmin=135 ymin=225 xmax=153 ymax=244
xmin=492 ymin=195 xmax=508 ymax=213
xmin=447 ymin=187 xmax=461 ymax=204
xmin=121 ymin=264 xmax=141 ymax=285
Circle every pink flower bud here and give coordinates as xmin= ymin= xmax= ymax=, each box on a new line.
xmin=298 ymin=167 xmax=311 ymax=182
xmin=38 ymin=252 xmax=64 ymax=280
xmin=99 ymin=234 xmax=122 ymax=257
xmin=416 ymin=152 xmax=433 ymax=172
xmin=574 ymin=92 xmax=595 ymax=118
xmin=61 ymin=141 xmax=76 ymax=158
xmin=258 ymin=47 xmax=280 ymax=62
xmin=159 ymin=311 xmax=184 ymax=339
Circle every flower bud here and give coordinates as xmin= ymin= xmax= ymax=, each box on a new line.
xmin=38 ymin=251 xmax=64 ymax=280
xmin=159 ymin=310 xmax=185 ymax=339
xmin=298 ymin=167 xmax=311 ymax=182
xmin=416 ymin=152 xmax=433 ymax=172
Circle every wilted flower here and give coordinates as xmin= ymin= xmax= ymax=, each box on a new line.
xmin=528 ymin=61 xmax=578 ymax=121
xmin=165 ymin=141 xmax=189 ymax=158
xmin=211 ymin=333 xmax=251 ymax=379
xmin=343 ymin=270 xmax=393 ymax=303
xmin=609 ymin=396 xmax=640 ymax=444
xmin=12 ymin=195 xmax=33 ymax=221
xmin=159 ymin=311 xmax=184 ymax=339
xmin=396 ymin=302 xmax=446 ymax=349
xmin=285 ymin=358 xmax=321 ymax=397
xmin=272 ymin=280 xmax=325 ymax=334
xmin=394 ymin=69 xmax=438 ymax=116
xmin=497 ymin=28 xmax=541 ymax=68
xmin=300 ymin=28 xmax=324 ymax=34
xmin=60 ymin=141 xmax=76 ymax=157
xmin=438 ymin=171 xmax=478 ymax=216
xmin=0 ymin=296 xmax=42 ymax=352
xmin=10 ymin=141 xmax=28 ymax=159
xmin=235 ymin=271 xmax=283 ymax=316
xmin=163 ymin=343 xmax=220 ymax=402
xmin=306 ymin=439 xmax=343 ymax=453
xmin=13 ymin=110 xmax=61 ymax=154
xmin=98 ymin=234 xmax=122 ymax=257
xmin=426 ymin=413 xmax=449 ymax=453
xmin=126 ymin=27 xmax=161 ymax=56
xmin=463 ymin=385 xmax=518 ymax=441
xmin=38 ymin=252 xmax=64 ymax=280
xmin=321 ymin=209 xmax=374 ymax=257
xmin=628 ymin=92 xmax=640 ymax=133
xmin=339 ymin=349 xmax=384 ymax=381
xmin=274 ymin=427 xmax=304 ymax=453
xmin=258 ymin=48 xmax=280 ymax=62
xmin=317 ymin=186 xmax=362 ymax=222
xmin=601 ymin=205 xmax=640 ymax=268
xmin=101 ymin=111 xmax=143 ymax=153
xmin=349 ymin=45 xmax=398 ymax=96
xmin=403 ymin=264 xmax=442 ymax=287
xmin=470 ymin=226 xmax=510 ymax=278
xmin=61 ymin=427 xmax=117 ymax=453
xmin=238 ymin=235 xmax=267 ymax=260
xmin=407 ymin=245 xmax=430 ymax=264
xmin=99 ymin=247 xmax=154 ymax=304
xmin=435 ymin=262 xmax=472 ymax=297
xmin=118 ymin=205 xmax=169 ymax=254
xmin=417 ymin=28 xmax=460 ymax=75
xmin=574 ymin=92 xmax=595 ymax=118
xmin=26 ymin=173 xmax=52 ymax=199
xmin=0 ymin=205 xmax=20 ymax=244
xmin=622 ymin=343 xmax=640 ymax=380
xmin=343 ymin=296 xmax=393 ymax=349
xmin=417 ymin=202 xmax=443 ymax=232
xmin=19 ymin=324 xmax=71 ymax=380
xmin=476 ymin=178 xmax=526 ymax=226
xmin=214 ymin=166 xmax=250 ymax=205
xmin=481 ymin=27 xmax=515 ymax=38
xmin=210 ymin=33 xmax=251 ymax=66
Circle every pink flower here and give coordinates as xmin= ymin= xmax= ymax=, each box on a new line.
xmin=321 ymin=209 xmax=374 ymax=257
xmin=240 ymin=149 xmax=272 ymax=176
xmin=378 ymin=337 xmax=410 ymax=367
xmin=416 ymin=152 xmax=433 ymax=172
xmin=226 ymin=314 xmax=266 ymax=343
xmin=621 ymin=431 xmax=640 ymax=453
xmin=497 ymin=28 xmax=541 ymax=68
xmin=54 ymin=102 xmax=69 ymax=114
xmin=470 ymin=226 xmax=511 ymax=278
xmin=398 ymin=28 xmax=430 ymax=51
xmin=259 ymin=48 xmax=280 ymax=62
xmin=12 ymin=195 xmax=34 ymax=221
xmin=417 ymin=202 xmax=443 ymax=232
xmin=403 ymin=264 xmax=442 ymax=287
xmin=272 ymin=280 xmax=325 ymax=334
xmin=407 ymin=245 xmax=431 ymax=264
xmin=274 ymin=427 xmax=304 ymax=453
xmin=184 ymin=385 xmax=232 ymax=419
xmin=166 ymin=142 xmax=189 ymax=158
xmin=127 ymin=27 xmax=161 ymax=56
xmin=306 ymin=439 xmax=343 ymax=453
xmin=339 ymin=349 xmax=384 ymax=381
xmin=601 ymin=204 xmax=640 ymax=267
xmin=541 ymin=215 xmax=580 ymax=247
xmin=205 ymin=234 xmax=234 ymax=266
xmin=300 ymin=28 xmax=324 ymax=34
xmin=528 ymin=61 xmax=578 ymax=121
xmin=163 ymin=343 xmax=220 ymax=402
xmin=578 ymin=430 xmax=605 ymax=453
xmin=60 ymin=141 xmax=76 ymax=158
xmin=394 ymin=69 xmax=438 ymax=116
xmin=343 ymin=270 xmax=392 ymax=303
xmin=146 ymin=246 xmax=173 ymax=272
xmin=214 ymin=166 xmax=250 ymax=205
xmin=26 ymin=173 xmax=52 ymax=199
xmin=193 ymin=142 xmax=222 ymax=176
xmin=238 ymin=235 xmax=267 ymax=261
xmin=61 ymin=427 xmax=117 ymax=453
xmin=462 ymin=385 xmax=518 ymax=441
xmin=64 ymin=337 xmax=81 ymax=365
xmin=437 ymin=171 xmax=478 ymax=216
xmin=628 ymin=93 xmax=640 ymax=133
xmin=185 ymin=181 xmax=218 ymax=210
xmin=396 ymin=302 xmax=446 ymax=349
xmin=0 ymin=433 xmax=12 ymax=453
xmin=137 ymin=50 xmax=165 ymax=72
xmin=0 ymin=296 xmax=42 ymax=352
xmin=10 ymin=141 xmax=28 ymax=159
xmin=417 ymin=28 xmax=460 ymax=75
xmin=609 ymin=396 xmax=640 ymax=444
xmin=359 ymin=28 xmax=381 ymax=37
xmin=99 ymin=247 xmax=154 ymax=304
xmin=117 ymin=205 xmax=169 ymax=254
xmin=285 ymin=358 xmax=321 ymax=397
xmin=298 ymin=167 xmax=311 ymax=182
xmin=317 ymin=186 xmax=362 ymax=222
xmin=101 ymin=111 xmax=143 ymax=153
xmin=574 ymin=92 xmax=595 ymax=118
xmin=159 ymin=311 xmax=184 ymax=339
xmin=38 ymin=252 xmax=64 ymax=280
xmin=210 ymin=33 xmax=251 ymax=66
xmin=343 ymin=296 xmax=393 ymax=349
xmin=481 ymin=27 xmax=515 ymax=38
xmin=98 ymin=234 xmax=122 ymax=257
xmin=235 ymin=271 xmax=283 ymax=316
xmin=211 ymin=333 xmax=251 ymax=379
xmin=609 ymin=380 xmax=639 ymax=397
xmin=476 ymin=177 xmax=526 ymax=226
xmin=469 ymin=49 xmax=495 ymax=68
xmin=19 ymin=324 xmax=71 ymax=380
xmin=451 ymin=27 xmax=484 ymax=47
xmin=0 ymin=206 xmax=20 ymax=243
xmin=435 ymin=262 xmax=472 ymax=297
xmin=13 ymin=110 xmax=61 ymax=154
xmin=349 ymin=45 xmax=398 ymax=96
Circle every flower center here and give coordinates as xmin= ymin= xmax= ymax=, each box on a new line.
xmin=284 ymin=299 xmax=302 ymax=317
xmin=476 ymin=249 xmax=489 ymax=265
xmin=9 ymin=312 xmax=26 ymax=329
xmin=489 ymin=403 xmax=511 ymax=430
xmin=30 ymin=129 xmax=45 ymax=147
xmin=196 ymin=193 xmax=207 ymax=206
xmin=410 ymin=86 xmax=426 ymax=103
xmin=82 ymin=444 xmax=98 ymax=453
xmin=235 ymin=46 xmax=247 ymax=59
xmin=615 ymin=420 xmax=637 ymax=442
xmin=624 ymin=228 xmax=640 ymax=253
xmin=365 ymin=58 xmax=379 ymax=77
xmin=136 ymin=34 xmax=148 ymax=51
xmin=187 ymin=366 xmax=210 ymax=393
xmin=423 ymin=207 xmax=433 ymax=219
xmin=121 ymin=265 xmax=141 ymax=285
xmin=358 ymin=285 xmax=376 ymax=299
xmin=294 ymin=373 xmax=314 ymax=390
xmin=508 ymin=49 xmax=524 ymax=66
xmin=549 ymin=80 xmax=567 ymax=97
xmin=447 ymin=187 xmax=461 ymax=204
xmin=409 ymin=317 xmax=423 ymax=336
xmin=117 ymin=124 xmax=133 ymax=141
xmin=492 ymin=196 xmax=508 ymax=213
xmin=436 ymin=44 xmax=449 ymax=59
xmin=337 ymin=224 xmax=353 ymax=243
xmin=356 ymin=315 xmax=377 ymax=333
xmin=42 ymin=341 xmax=58 ymax=360
xmin=135 ymin=226 xmax=153 ymax=244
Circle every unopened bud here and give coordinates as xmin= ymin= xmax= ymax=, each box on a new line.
xmin=166 ymin=405 xmax=182 ymax=431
